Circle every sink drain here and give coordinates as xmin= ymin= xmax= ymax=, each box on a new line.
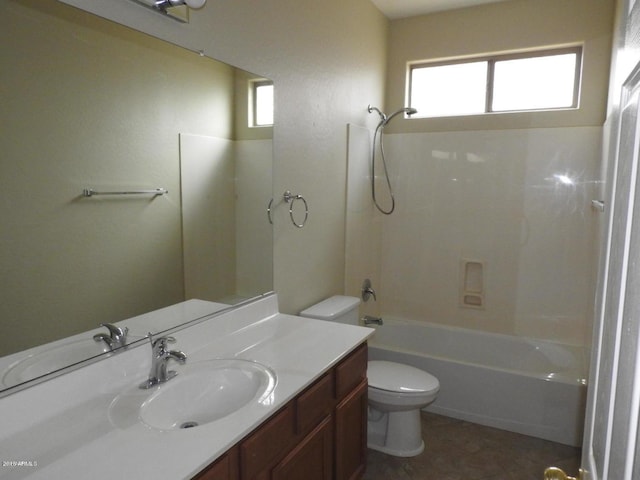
xmin=180 ymin=421 xmax=199 ymax=429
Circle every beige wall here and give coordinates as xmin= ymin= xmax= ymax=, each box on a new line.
xmin=59 ymin=0 xmax=389 ymax=314
xmin=385 ymin=0 xmax=615 ymax=133
xmin=1 ymin=1 xmax=237 ymax=354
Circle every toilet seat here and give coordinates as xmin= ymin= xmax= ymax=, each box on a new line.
xmin=368 ymin=361 xmax=439 ymax=394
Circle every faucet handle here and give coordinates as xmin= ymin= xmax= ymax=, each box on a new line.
xmin=362 ymin=278 xmax=377 ymax=302
xmin=153 ymin=336 xmax=175 ymax=347
xmin=147 ymin=333 xmax=177 ymax=353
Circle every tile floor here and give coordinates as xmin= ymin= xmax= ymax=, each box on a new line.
xmin=363 ymin=413 xmax=581 ymax=480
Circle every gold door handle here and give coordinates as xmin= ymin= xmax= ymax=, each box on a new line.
xmin=544 ymin=467 xmax=583 ymax=480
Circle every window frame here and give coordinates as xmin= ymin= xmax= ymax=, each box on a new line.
xmin=408 ymin=46 xmax=583 ymax=117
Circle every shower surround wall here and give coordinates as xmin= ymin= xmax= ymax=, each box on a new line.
xmin=346 ymin=126 xmax=601 ymax=347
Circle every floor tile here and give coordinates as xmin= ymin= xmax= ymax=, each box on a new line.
xmin=363 ymin=412 xmax=581 ymax=480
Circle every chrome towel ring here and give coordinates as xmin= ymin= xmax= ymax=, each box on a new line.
xmin=283 ymin=190 xmax=308 ymax=228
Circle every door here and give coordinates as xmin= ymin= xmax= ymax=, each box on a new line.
xmin=575 ymin=61 xmax=640 ymax=480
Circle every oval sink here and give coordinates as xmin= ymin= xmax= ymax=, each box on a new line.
xmin=138 ymin=359 xmax=276 ymax=431
xmin=2 ymin=338 xmax=113 ymax=388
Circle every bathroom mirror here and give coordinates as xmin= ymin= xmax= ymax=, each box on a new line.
xmin=0 ymin=0 xmax=273 ymax=394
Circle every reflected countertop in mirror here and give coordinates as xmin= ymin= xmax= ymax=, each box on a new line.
xmin=0 ymin=0 xmax=273 ymax=394
xmin=0 ymin=299 xmax=231 ymax=394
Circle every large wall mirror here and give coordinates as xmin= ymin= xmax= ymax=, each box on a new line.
xmin=0 ymin=0 xmax=273 ymax=394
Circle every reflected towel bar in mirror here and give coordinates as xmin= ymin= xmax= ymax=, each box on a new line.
xmin=82 ymin=188 xmax=168 ymax=197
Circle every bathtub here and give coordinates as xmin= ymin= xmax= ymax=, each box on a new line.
xmin=367 ymin=317 xmax=588 ymax=446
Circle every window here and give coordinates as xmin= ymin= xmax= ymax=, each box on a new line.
xmin=250 ymin=79 xmax=274 ymax=127
xmin=408 ymin=47 xmax=582 ymax=118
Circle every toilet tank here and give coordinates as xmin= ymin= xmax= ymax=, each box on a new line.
xmin=299 ymin=295 xmax=360 ymax=325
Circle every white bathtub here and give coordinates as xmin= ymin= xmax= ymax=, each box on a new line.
xmin=367 ymin=317 xmax=588 ymax=446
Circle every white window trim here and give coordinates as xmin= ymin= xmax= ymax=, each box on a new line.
xmin=249 ymin=79 xmax=274 ymax=128
xmin=408 ymin=45 xmax=583 ymax=117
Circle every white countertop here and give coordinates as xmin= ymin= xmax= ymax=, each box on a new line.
xmin=0 ymin=294 xmax=373 ymax=479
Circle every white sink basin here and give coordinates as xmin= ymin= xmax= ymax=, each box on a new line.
xmin=110 ymin=359 xmax=276 ymax=431
xmin=2 ymin=338 xmax=113 ymax=388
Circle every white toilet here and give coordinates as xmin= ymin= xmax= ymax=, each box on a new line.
xmin=299 ymin=295 xmax=440 ymax=457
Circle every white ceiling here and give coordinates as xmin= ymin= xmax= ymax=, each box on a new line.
xmin=370 ymin=0 xmax=512 ymax=19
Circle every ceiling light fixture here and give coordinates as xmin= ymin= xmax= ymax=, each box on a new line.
xmin=129 ymin=0 xmax=206 ymax=23
xmin=154 ymin=0 xmax=206 ymax=10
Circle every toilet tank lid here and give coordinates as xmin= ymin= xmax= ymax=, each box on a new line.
xmin=368 ymin=361 xmax=440 ymax=393
xmin=299 ymin=295 xmax=360 ymax=320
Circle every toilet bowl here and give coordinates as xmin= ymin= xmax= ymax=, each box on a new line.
xmin=367 ymin=360 xmax=439 ymax=456
xmin=299 ymin=295 xmax=440 ymax=457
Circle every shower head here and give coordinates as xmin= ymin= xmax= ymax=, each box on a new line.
xmin=383 ymin=107 xmax=417 ymax=125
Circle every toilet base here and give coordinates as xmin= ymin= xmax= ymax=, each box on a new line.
xmin=367 ymin=407 xmax=425 ymax=457
xmin=367 ymin=438 xmax=425 ymax=457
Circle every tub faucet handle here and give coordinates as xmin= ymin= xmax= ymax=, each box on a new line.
xmin=362 ymin=278 xmax=377 ymax=302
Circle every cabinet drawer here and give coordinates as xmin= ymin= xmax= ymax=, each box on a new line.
xmin=296 ymin=370 xmax=334 ymax=434
xmin=240 ymin=404 xmax=295 ymax=480
xmin=335 ymin=343 xmax=367 ymax=400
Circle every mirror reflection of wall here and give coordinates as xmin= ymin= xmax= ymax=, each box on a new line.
xmin=0 ymin=1 xmax=273 ymax=359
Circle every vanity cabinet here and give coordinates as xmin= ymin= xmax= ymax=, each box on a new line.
xmin=194 ymin=447 xmax=239 ymax=480
xmin=272 ymin=416 xmax=333 ymax=480
xmin=335 ymin=380 xmax=367 ymax=480
xmin=193 ymin=343 xmax=368 ymax=480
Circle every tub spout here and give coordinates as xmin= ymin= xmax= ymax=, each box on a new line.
xmin=363 ymin=315 xmax=383 ymax=326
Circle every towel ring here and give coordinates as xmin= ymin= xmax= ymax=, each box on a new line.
xmin=283 ymin=190 xmax=308 ymax=228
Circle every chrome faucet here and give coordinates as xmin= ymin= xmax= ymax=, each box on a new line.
xmin=93 ymin=323 xmax=129 ymax=350
xmin=363 ymin=315 xmax=383 ymax=326
xmin=362 ymin=278 xmax=377 ymax=302
xmin=139 ymin=334 xmax=187 ymax=389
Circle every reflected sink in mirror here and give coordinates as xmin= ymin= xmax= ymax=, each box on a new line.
xmin=1 ymin=338 xmax=119 ymax=388
xmin=109 ymin=359 xmax=276 ymax=431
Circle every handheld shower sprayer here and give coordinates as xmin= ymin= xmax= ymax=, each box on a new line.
xmin=367 ymin=104 xmax=418 ymax=215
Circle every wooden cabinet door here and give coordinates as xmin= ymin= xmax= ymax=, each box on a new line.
xmin=272 ymin=416 xmax=333 ymax=480
xmin=241 ymin=404 xmax=296 ymax=480
xmin=192 ymin=447 xmax=239 ymax=480
xmin=335 ymin=379 xmax=367 ymax=480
